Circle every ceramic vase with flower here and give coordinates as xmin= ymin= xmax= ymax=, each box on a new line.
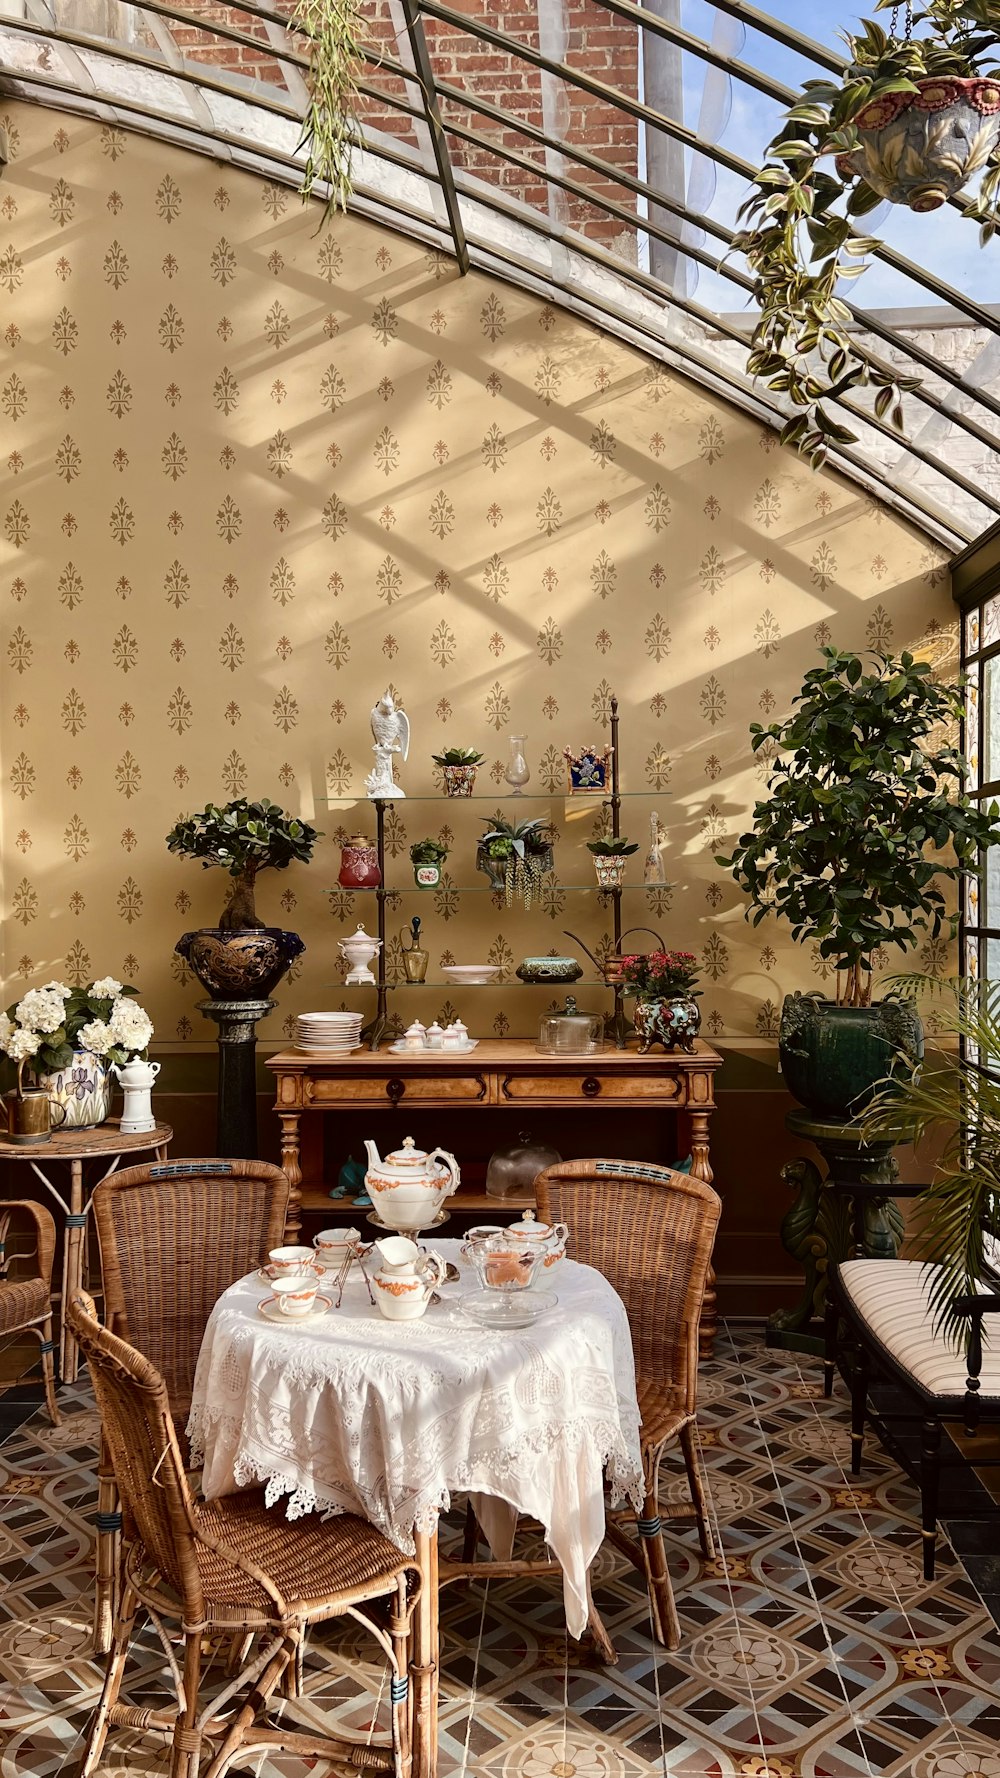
xmin=0 ymin=977 xmax=155 ymax=1132
xmin=619 ymin=949 xmax=702 ymax=1056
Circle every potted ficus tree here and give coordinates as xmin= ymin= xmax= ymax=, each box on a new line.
xmin=721 ymin=647 xmax=1000 ymax=1117
xmin=736 ymin=0 xmax=1000 ymax=461
xmin=168 ymin=797 xmax=321 ymax=999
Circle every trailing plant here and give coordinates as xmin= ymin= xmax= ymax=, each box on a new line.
xmin=433 ymin=747 xmax=485 ymax=767
xmin=721 ymin=647 xmax=1000 ymax=1008
xmin=166 ymin=797 xmax=321 ymax=930
xmin=0 ymin=978 xmax=152 ymax=1086
xmin=409 ymin=838 xmax=449 ymax=866
xmin=291 ymin=0 xmax=365 ymax=217
xmin=477 ymin=812 xmax=553 ymax=909
xmin=734 ymin=0 xmax=1000 ymax=459
xmin=587 ymin=836 xmax=640 ymax=857
xmin=862 ymin=972 xmax=1000 ymax=1352
xmin=620 ymin=951 xmax=701 ymax=999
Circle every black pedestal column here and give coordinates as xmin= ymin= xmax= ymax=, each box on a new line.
xmin=196 ymin=997 xmax=275 ymax=1159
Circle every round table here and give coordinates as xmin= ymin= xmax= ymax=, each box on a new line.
xmin=0 ymin=1120 xmax=172 ymax=1381
xmin=189 ymin=1239 xmax=642 ymax=1778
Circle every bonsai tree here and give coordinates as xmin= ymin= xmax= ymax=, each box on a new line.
xmin=477 ymin=812 xmax=554 ymax=908
xmin=862 ymin=974 xmax=1000 ymax=1351
xmin=721 ymin=647 xmax=1000 ymax=1008
xmin=166 ymin=797 xmax=321 ymax=930
xmin=735 ymin=0 xmax=1000 ymax=460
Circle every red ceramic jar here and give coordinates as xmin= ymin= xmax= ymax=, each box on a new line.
xmin=338 ymin=835 xmax=381 ymax=889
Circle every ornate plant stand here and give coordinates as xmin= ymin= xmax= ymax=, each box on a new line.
xmin=766 ymin=1108 xmax=902 ymax=1356
xmin=196 ymin=997 xmax=274 ymax=1159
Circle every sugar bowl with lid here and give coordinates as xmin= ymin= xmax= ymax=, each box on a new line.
xmin=505 ymin=1209 xmax=568 ymax=1269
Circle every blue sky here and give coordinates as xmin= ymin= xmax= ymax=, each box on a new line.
xmin=669 ymin=0 xmax=999 ymax=312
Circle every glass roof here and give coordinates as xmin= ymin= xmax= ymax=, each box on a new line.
xmin=2 ymin=0 xmax=999 ymax=546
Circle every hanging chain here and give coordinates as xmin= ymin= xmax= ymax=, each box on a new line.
xmin=888 ymin=1 xmax=914 ymax=41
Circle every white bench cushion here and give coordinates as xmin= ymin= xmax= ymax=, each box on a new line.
xmin=838 ymin=1259 xmax=1000 ymax=1400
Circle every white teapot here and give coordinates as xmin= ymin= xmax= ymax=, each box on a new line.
xmin=372 ymin=1236 xmax=446 ymax=1321
xmin=364 ymin=1136 xmax=460 ymax=1233
xmin=111 ymin=1058 xmax=160 ymax=1134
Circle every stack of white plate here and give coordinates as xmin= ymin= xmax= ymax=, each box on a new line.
xmin=295 ymin=1012 xmax=364 ymax=1053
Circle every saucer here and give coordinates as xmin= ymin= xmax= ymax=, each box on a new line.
xmin=459 ymin=1289 xmax=558 ymax=1328
xmin=258 ymin=1294 xmax=333 ymax=1325
xmin=366 ymin=1207 xmax=450 ymax=1233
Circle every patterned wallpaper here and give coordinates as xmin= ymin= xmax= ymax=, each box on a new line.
xmin=0 ymin=103 xmax=954 ymax=1048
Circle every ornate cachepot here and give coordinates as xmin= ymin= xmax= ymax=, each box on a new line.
xmin=835 ymin=75 xmax=1000 ymax=210
xmin=34 ymin=1049 xmax=113 ymax=1129
xmin=442 ymin=763 xmax=479 ymax=797
xmin=633 ymin=995 xmax=702 ymax=1055
xmin=175 ymin=927 xmax=305 ymax=1000
xmin=778 ymin=993 xmax=924 ymax=1119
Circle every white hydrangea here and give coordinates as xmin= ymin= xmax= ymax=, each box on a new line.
xmin=41 ymin=981 xmax=70 ymax=998
xmin=78 ymin=1019 xmax=115 ymax=1057
xmin=89 ymin=977 xmax=124 ymax=1001
xmin=109 ymin=999 xmax=153 ymax=1053
xmin=6 ymin=1027 xmax=40 ymax=1061
xmin=0 ymin=1012 xmax=14 ymax=1050
xmin=15 ymin=987 xmax=69 ymax=1035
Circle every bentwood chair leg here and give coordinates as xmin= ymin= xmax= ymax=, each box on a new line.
xmin=39 ymin=1316 xmax=61 ymax=1426
xmin=461 ymin=1500 xmax=480 ymax=1563
xmin=823 ymin=1290 xmax=839 ymax=1399
xmin=80 ymin=1578 xmax=138 ymax=1778
xmin=678 ymin=1422 xmax=714 ymax=1560
xmin=94 ymin=1434 xmax=120 ymax=1656
xmin=636 ymin=1476 xmax=680 ymax=1652
xmin=391 ymin=1576 xmax=413 ymax=1778
xmin=850 ymin=1345 xmax=869 ymax=1478
xmin=585 ymin=1575 xmax=618 ymax=1666
xmin=170 ymin=1631 xmax=204 ymax=1778
xmin=921 ymin=1415 xmax=941 ymax=1583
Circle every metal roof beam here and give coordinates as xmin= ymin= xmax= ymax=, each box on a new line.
xmin=400 ymin=0 xmax=468 ymax=272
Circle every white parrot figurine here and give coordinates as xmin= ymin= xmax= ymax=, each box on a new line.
xmin=366 ymin=691 xmax=410 ymax=798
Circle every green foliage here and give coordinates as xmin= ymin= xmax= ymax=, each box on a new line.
xmin=720 ymin=648 xmax=1000 ymax=1007
xmin=735 ymin=0 xmax=1000 ymax=460
xmin=477 ymin=813 xmax=553 ymax=909
xmin=291 ymin=0 xmax=365 ymax=218
xmin=409 ymin=838 xmax=449 ymax=866
xmin=433 ymin=747 xmax=485 ymax=766
xmin=861 ymin=972 xmax=1000 ymax=1354
xmin=587 ymin=837 xmax=640 ymax=856
xmin=166 ymin=797 xmax=321 ymax=929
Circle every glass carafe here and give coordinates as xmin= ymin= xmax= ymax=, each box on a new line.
xmin=504 ymin=733 xmax=530 ymax=795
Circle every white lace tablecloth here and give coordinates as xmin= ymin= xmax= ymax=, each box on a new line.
xmin=187 ymin=1238 xmax=643 ymax=1637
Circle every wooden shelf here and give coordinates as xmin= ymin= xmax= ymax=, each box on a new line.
xmin=299 ymin=1185 xmax=534 ymax=1215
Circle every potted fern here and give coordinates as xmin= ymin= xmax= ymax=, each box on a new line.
xmin=736 ymin=0 xmax=1000 ymax=460
xmin=168 ymin=797 xmax=320 ymax=998
xmin=721 ymin=647 xmax=1000 ymax=1116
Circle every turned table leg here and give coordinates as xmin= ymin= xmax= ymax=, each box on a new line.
xmin=61 ymin=1158 xmax=86 ymax=1384
xmin=687 ymin=1107 xmax=716 ymax=1358
xmin=279 ymin=1111 xmax=303 ymax=1240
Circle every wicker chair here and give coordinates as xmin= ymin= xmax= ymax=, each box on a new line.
xmin=90 ymin=1157 xmax=291 ymax=1652
xmin=535 ymin=1159 xmax=721 ymax=1650
xmin=68 ymin=1289 xmax=419 ymax=1778
xmin=0 ymin=1199 xmax=60 ymax=1426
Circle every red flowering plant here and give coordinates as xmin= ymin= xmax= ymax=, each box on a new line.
xmin=619 ymin=950 xmax=701 ymax=1000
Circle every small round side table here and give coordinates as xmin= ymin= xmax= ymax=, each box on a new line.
xmin=0 ymin=1120 xmax=172 ymax=1382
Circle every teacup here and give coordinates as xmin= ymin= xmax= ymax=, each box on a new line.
xmin=268 ymin=1245 xmax=318 ymax=1278
xmin=313 ymin=1227 xmax=362 ymax=1267
xmin=272 ymin=1273 xmax=319 ymax=1317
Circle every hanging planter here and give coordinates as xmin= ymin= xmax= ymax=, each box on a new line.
xmin=735 ymin=0 xmax=1000 ymax=462
xmin=291 ymin=0 xmax=365 ymax=218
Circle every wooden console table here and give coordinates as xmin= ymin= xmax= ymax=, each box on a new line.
xmin=267 ymin=1038 xmax=722 ymax=1343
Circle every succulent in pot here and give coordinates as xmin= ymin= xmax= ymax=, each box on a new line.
xmin=619 ymin=950 xmax=702 ymax=1055
xmin=586 ymin=835 xmax=639 ymax=890
xmin=477 ymin=812 xmax=554 ymax=910
xmin=720 ymin=646 xmax=1000 ymax=1117
xmin=735 ymin=0 xmax=1000 ymax=462
xmin=433 ymin=746 xmax=485 ymax=798
xmin=167 ymin=796 xmax=321 ymax=999
xmin=410 ymin=837 xmax=449 ymax=887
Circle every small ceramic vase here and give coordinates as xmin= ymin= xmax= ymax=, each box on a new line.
xmin=633 ymin=995 xmax=701 ymax=1055
xmin=442 ymin=763 xmax=478 ymax=797
xmin=593 ymin=854 xmax=628 ymax=890
xmin=338 ymin=836 xmax=381 ymax=890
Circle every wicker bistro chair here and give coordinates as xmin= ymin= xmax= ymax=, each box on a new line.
xmin=0 ymin=1199 xmax=60 ymax=1425
xmin=90 ymin=1158 xmax=291 ymax=1653
xmin=535 ymin=1159 xmax=722 ymax=1650
xmin=68 ymin=1289 xmax=420 ymax=1778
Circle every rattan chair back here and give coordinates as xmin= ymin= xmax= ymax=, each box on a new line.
xmin=535 ymin=1160 xmax=721 ymax=1412
xmin=92 ymin=1158 xmax=289 ymax=1417
xmin=68 ymin=1288 xmax=203 ymax=1619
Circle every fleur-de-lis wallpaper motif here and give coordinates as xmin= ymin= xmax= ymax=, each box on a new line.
xmin=0 ymin=106 xmax=952 ymax=1042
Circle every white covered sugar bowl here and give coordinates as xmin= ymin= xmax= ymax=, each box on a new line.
xmin=363 ymin=1135 xmax=460 ymax=1232
xmin=506 ymin=1209 xmax=568 ymax=1269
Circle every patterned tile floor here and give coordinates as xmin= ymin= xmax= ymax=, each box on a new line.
xmin=1 ymin=1327 xmax=999 ymax=1777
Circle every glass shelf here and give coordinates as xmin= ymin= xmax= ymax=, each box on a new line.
xmin=319 ymin=792 xmax=664 ymax=804
xmin=332 ymin=884 xmax=647 ymax=894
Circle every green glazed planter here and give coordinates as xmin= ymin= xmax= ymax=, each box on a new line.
xmin=778 ymin=993 xmax=924 ymax=1119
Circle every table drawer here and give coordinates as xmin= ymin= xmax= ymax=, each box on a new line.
xmin=307 ymin=1072 xmax=488 ymax=1106
xmin=499 ymin=1071 xmax=682 ymax=1104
